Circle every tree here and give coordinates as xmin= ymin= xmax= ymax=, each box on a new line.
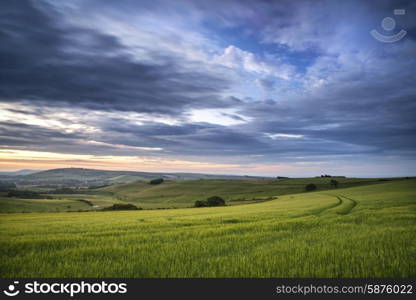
xmin=305 ymin=183 xmax=317 ymax=192
xmin=103 ymin=203 xmax=141 ymax=210
xmin=194 ymin=196 xmax=226 ymax=207
xmin=149 ymin=178 xmax=164 ymax=185
xmin=330 ymin=179 xmax=339 ymax=188
xmin=206 ymin=196 xmax=225 ymax=206
xmin=194 ymin=200 xmax=207 ymax=207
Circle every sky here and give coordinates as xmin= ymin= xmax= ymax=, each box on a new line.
xmin=0 ymin=0 xmax=415 ymax=177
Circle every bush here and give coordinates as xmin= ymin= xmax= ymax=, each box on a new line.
xmin=206 ymin=196 xmax=225 ymax=206
xmin=305 ymin=183 xmax=317 ymax=192
xmin=330 ymin=179 xmax=339 ymax=188
xmin=194 ymin=196 xmax=226 ymax=207
xmin=48 ymin=187 xmax=77 ymax=194
xmin=194 ymin=200 xmax=207 ymax=207
xmin=6 ymin=190 xmax=50 ymax=199
xmin=149 ymin=178 xmax=164 ymax=185
xmin=103 ymin=203 xmax=141 ymax=211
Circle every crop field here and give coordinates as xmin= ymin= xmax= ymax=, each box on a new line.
xmin=0 ymin=177 xmax=391 ymax=212
xmin=0 ymin=197 xmax=90 ymax=213
xmin=89 ymin=177 xmax=390 ymax=208
xmin=99 ymin=177 xmax=383 ymax=199
xmin=1 ymin=179 xmax=415 ymax=277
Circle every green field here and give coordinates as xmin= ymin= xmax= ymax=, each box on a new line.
xmin=97 ymin=177 xmax=386 ymax=208
xmin=0 ymin=177 xmax=396 ymax=212
xmin=1 ymin=179 xmax=415 ymax=277
xmin=0 ymin=197 xmax=90 ymax=213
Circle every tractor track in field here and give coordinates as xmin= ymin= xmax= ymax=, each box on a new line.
xmin=318 ymin=194 xmax=358 ymax=215
xmin=314 ymin=196 xmax=343 ymax=215
xmin=336 ymin=195 xmax=358 ymax=215
xmin=291 ymin=196 xmax=342 ymax=218
xmin=292 ymin=194 xmax=358 ymax=219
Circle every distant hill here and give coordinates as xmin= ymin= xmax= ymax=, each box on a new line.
xmin=0 ymin=169 xmax=41 ymax=176
xmin=0 ymin=167 xmax=268 ymax=187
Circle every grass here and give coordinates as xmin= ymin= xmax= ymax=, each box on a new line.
xmin=1 ymin=177 xmax=393 ymax=212
xmin=93 ymin=177 xmax=394 ymax=208
xmin=0 ymin=197 xmax=91 ymax=213
xmin=0 ymin=179 xmax=415 ymax=277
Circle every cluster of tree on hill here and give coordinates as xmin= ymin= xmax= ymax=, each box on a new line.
xmin=194 ymin=196 xmax=226 ymax=207
xmin=102 ymin=203 xmax=142 ymax=211
xmin=330 ymin=179 xmax=339 ymax=188
xmin=149 ymin=178 xmax=164 ymax=185
xmin=305 ymin=183 xmax=317 ymax=191
xmin=6 ymin=190 xmax=51 ymax=199
xmin=47 ymin=187 xmax=86 ymax=194
xmin=305 ymin=179 xmax=339 ymax=192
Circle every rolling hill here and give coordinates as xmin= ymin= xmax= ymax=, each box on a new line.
xmin=1 ymin=176 xmax=407 ymax=212
xmin=1 ymin=178 xmax=415 ymax=277
xmin=94 ymin=176 xmax=398 ymax=208
xmin=0 ymin=167 xmax=268 ymax=187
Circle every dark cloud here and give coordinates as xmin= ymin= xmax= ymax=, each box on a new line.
xmin=0 ymin=0 xmax=415 ymax=176
xmin=0 ymin=0 xmax=231 ymax=115
xmin=0 ymin=121 xmax=83 ymax=151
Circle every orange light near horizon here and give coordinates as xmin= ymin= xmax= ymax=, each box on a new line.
xmin=0 ymin=149 xmax=319 ymax=175
xmin=0 ymin=149 xmax=242 ymax=173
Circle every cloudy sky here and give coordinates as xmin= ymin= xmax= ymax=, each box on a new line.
xmin=0 ymin=0 xmax=415 ymax=177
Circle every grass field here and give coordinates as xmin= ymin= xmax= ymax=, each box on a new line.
xmin=1 ymin=179 xmax=415 ymax=277
xmin=0 ymin=197 xmax=91 ymax=213
xmin=99 ymin=177 xmax=383 ymax=199
xmin=1 ymin=177 xmax=393 ymax=212
xmin=91 ymin=177 xmax=392 ymax=209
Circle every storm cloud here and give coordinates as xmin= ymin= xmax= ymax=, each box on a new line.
xmin=0 ymin=1 xmax=232 ymax=115
xmin=0 ymin=0 xmax=415 ymax=176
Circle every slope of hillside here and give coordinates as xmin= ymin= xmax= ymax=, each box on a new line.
xmin=0 ymin=169 xmax=40 ymax=176
xmin=95 ymin=177 xmax=395 ymax=208
xmin=0 ymin=168 xmax=268 ymax=187
xmin=1 ymin=179 xmax=414 ymax=277
xmin=1 ymin=176 xmax=407 ymax=212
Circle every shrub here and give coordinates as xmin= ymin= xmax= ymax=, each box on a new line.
xmin=194 ymin=196 xmax=226 ymax=207
xmin=149 ymin=178 xmax=164 ymax=185
xmin=49 ymin=187 xmax=78 ymax=194
xmin=206 ymin=196 xmax=225 ymax=206
xmin=194 ymin=200 xmax=207 ymax=207
xmin=103 ymin=203 xmax=141 ymax=211
xmin=305 ymin=183 xmax=317 ymax=192
xmin=6 ymin=190 xmax=50 ymax=199
xmin=330 ymin=179 xmax=339 ymax=188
